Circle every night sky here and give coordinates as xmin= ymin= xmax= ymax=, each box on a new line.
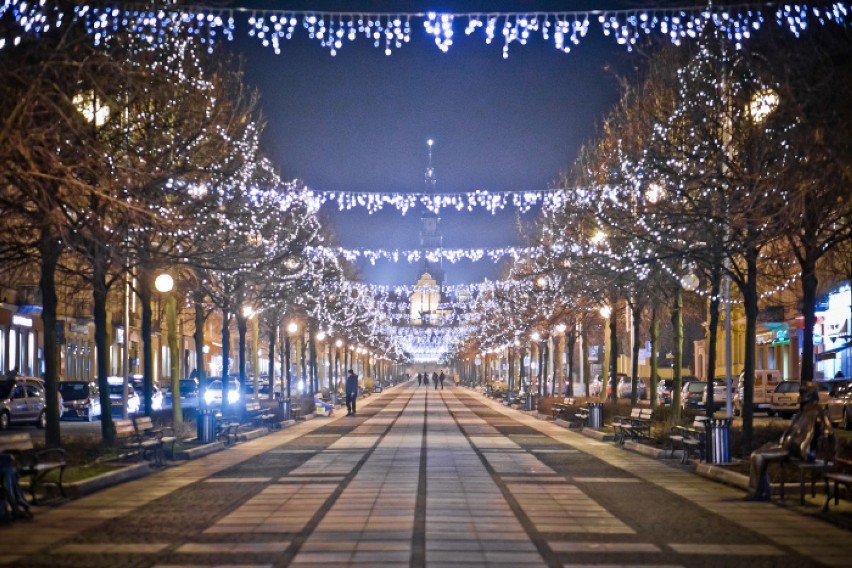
xmin=229 ymin=1 xmax=635 ymax=285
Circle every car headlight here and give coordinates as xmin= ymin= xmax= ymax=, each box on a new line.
xmin=227 ymin=390 xmax=239 ymax=404
xmin=204 ymin=391 xmax=215 ymax=404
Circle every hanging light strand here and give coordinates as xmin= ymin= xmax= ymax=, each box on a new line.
xmin=1 ymin=2 xmax=848 ymax=55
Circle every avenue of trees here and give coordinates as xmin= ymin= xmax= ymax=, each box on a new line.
xmin=0 ymin=10 xmax=399 ymax=446
xmin=459 ymin=28 xmax=852 ymax=455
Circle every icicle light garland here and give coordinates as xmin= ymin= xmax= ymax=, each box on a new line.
xmin=298 ymin=187 xmax=569 ymax=214
xmin=0 ymin=2 xmax=849 ymax=55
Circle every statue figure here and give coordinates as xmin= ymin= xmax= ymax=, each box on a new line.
xmin=745 ymin=381 xmax=833 ymax=501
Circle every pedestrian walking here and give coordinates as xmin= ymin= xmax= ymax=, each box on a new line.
xmin=432 ymin=371 xmax=439 ymax=390
xmin=439 ymin=370 xmax=445 ymax=390
xmin=345 ymin=369 xmax=359 ymax=416
xmin=417 ymin=372 xmax=422 ymax=386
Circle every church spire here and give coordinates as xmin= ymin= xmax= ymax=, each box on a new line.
xmin=420 ymin=138 xmax=443 ymax=284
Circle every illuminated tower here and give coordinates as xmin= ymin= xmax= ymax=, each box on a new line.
xmin=420 ymin=139 xmax=444 ymax=284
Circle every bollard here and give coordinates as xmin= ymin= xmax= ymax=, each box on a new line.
xmin=706 ymin=418 xmax=731 ymax=464
xmin=587 ymin=402 xmax=604 ymax=429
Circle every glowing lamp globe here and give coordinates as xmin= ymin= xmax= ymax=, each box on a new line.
xmin=154 ymin=273 xmax=174 ymax=293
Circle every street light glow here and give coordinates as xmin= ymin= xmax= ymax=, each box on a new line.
xmin=316 ymin=331 xmax=327 ymax=341
xmin=287 ymin=322 xmax=298 ymax=334
xmin=600 ymin=305 xmax=612 ymax=319
xmin=154 ymin=273 xmax=174 ymax=293
xmin=531 ymin=331 xmax=541 ymax=342
xmin=555 ymin=323 xmax=567 ymax=334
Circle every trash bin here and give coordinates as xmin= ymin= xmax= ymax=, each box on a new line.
xmin=587 ymin=402 xmax=604 ymax=429
xmin=706 ymin=418 xmax=731 ymax=464
xmin=330 ymin=391 xmax=338 ymax=406
xmin=526 ymin=393 xmax=537 ymax=412
xmin=279 ymin=398 xmax=291 ymax=421
xmin=197 ymin=409 xmax=216 ymax=443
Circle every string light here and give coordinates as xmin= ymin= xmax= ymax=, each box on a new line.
xmin=1 ymin=2 xmax=849 ymax=56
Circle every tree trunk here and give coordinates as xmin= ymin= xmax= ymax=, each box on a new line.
xmin=284 ymin=334 xmax=292 ymax=401
xmin=800 ymin=250 xmax=818 ymax=383
xmin=92 ymin=258 xmax=114 ymax=445
xmin=705 ymin=263 xmax=722 ymax=418
xmin=138 ymin=267 xmax=153 ymax=416
xmin=299 ymin=334 xmax=307 ymax=394
xmin=268 ymin=325 xmax=276 ymax=401
xmin=741 ymin=242 xmax=759 ymax=457
xmin=193 ymin=291 xmax=206 ymax=411
xmin=581 ymin=326 xmax=590 ymax=397
xmin=672 ymin=286 xmax=684 ymax=422
xmin=221 ymin=306 xmax=231 ymax=414
xmin=649 ymin=304 xmax=660 ymax=408
xmin=608 ymin=303 xmax=618 ymax=402
xmin=39 ymin=225 xmax=62 ymax=448
xmin=566 ymin=330 xmax=576 ymax=398
xmin=630 ymin=302 xmax=641 ymax=407
xmin=166 ymin=295 xmax=181 ymax=426
xmin=519 ymin=347 xmax=526 ymax=391
xmin=236 ymin=310 xmax=247 ymax=408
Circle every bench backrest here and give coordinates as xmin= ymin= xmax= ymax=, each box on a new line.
xmin=563 ymin=398 xmax=576 ymax=405
xmin=0 ymin=432 xmax=34 ymax=452
xmin=693 ymin=417 xmax=708 ymax=429
xmin=638 ymin=409 xmax=654 ymax=420
xmin=245 ymin=401 xmax=260 ymax=412
xmin=114 ymin=419 xmax=136 ymax=439
xmin=630 ymin=408 xmax=644 ymax=419
xmin=134 ymin=416 xmax=154 ymax=432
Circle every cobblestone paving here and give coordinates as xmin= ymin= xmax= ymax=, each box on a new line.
xmin=1 ymin=384 xmax=850 ymax=568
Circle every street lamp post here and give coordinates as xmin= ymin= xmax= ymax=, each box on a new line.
xmin=599 ymin=305 xmax=613 ymax=402
xmin=555 ymin=323 xmax=567 ymax=397
xmin=155 ymin=273 xmax=181 ymax=427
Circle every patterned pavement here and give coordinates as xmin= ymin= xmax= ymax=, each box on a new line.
xmin=1 ymin=383 xmax=850 ymax=568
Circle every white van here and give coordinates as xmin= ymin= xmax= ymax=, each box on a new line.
xmin=733 ymin=369 xmax=784 ymax=416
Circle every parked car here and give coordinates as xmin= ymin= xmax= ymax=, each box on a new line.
xmin=59 ymin=381 xmax=101 ymax=421
xmin=703 ymin=379 xmax=730 ymax=412
xmin=616 ymin=375 xmax=647 ymax=400
xmin=657 ymin=379 xmax=673 ymax=404
xmin=0 ymin=377 xmax=48 ymax=429
xmin=129 ymin=376 xmax=164 ymax=411
xmin=204 ymin=378 xmax=241 ymax=407
xmin=682 ymin=380 xmax=708 ymax=409
xmin=734 ymin=369 xmax=783 ymax=416
xmin=825 ymin=379 xmax=852 ymax=429
xmin=107 ymin=376 xmax=141 ymax=416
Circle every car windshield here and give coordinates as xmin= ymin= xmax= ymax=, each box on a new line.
xmin=776 ymin=382 xmax=799 ymax=393
xmin=109 ymin=384 xmax=135 ymax=396
xmin=59 ymin=383 xmax=90 ymax=400
xmin=687 ymin=382 xmax=707 ymax=393
xmin=179 ymin=380 xmax=197 ymax=393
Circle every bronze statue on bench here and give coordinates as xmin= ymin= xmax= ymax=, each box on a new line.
xmin=745 ymin=382 xmax=833 ymax=501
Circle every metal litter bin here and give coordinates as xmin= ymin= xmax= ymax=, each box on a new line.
xmin=279 ymin=399 xmax=291 ymax=421
xmin=526 ymin=393 xmax=538 ymax=412
xmin=587 ymin=402 xmax=604 ymax=429
xmin=706 ymin=418 xmax=731 ymax=464
xmin=197 ymin=409 xmax=216 ymax=443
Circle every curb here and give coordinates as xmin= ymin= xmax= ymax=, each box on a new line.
xmin=237 ymin=428 xmax=267 ymax=442
xmin=174 ymin=441 xmax=226 ymax=460
xmin=696 ymin=462 xmax=750 ymax=491
xmin=64 ymin=462 xmax=152 ymax=498
xmin=623 ymin=440 xmax=674 ymax=460
xmin=579 ymin=428 xmax=614 ymax=442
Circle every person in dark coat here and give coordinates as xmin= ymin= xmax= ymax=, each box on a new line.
xmin=417 ymin=372 xmax=422 ymax=386
xmin=345 ymin=369 xmax=359 ymax=416
xmin=439 ymin=370 xmax=446 ymax=390
xmin=432 ymin=371 xmax=439 ymax=390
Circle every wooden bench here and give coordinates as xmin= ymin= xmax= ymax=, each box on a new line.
xmin=0 ymin=432 xmax=66 ymax=504
xmin=215 ymin=414 xmax=241 ymax=446
xmin=551 ymin=398 xmax=578 ymax=423
xmin=620 ymin=408 xmax=655 ymax=442
xmin=244 ymin=401 xmax=278 ymax=430
xmin=133 ymin=416 xmax=176 ymax=462
xmin=610 ymin=408 xmax=653 ymax=444
xmin=114 ymin=419 xmax=162 ymax=464
xmin=821 ymin=448 xmax=851 ymax=511
xmin=669 ymin=417 xmax=708 ymax=463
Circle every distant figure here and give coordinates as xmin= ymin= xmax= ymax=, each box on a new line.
xmin=345 ymin=369 xmax=359 ymax=416
xmin=417 ymin=372 xmax=422 ymax=386
xmin=3 ymin=368 xmax=17 ymax=389
xmin=745 ymin=382 xmax=833 ymax=501
xmin=439 ymin=370 xmax=446 ymax=390
xmin=432 ymin=371 xmax=439 ymax=390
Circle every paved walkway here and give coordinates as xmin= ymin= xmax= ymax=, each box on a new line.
xmin=1 ymin=384 xmax=850 ymax=567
